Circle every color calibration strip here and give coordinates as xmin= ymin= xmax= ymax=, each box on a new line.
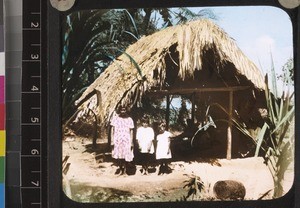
xmin=0 ymin=0 xmax=5 ymax=207
xmin=5 ymin=0 xmax=22 ymax=207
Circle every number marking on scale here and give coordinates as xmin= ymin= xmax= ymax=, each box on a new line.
xmin=21 ymin=0 xmax=43 ymax=207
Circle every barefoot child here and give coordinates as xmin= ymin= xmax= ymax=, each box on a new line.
xmin=156 ymin=121 xmax=172 ymax=175
xmin=110 ymin=106 xmax=134 ymax=175
xmin=136 ymin=116 xmax=155 ymax=175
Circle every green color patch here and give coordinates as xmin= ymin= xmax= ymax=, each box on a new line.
xmin=0 ymin=157 xmax=4 ymax=183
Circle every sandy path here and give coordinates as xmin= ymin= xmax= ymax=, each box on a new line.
xmin=62 ymin=138 xmax=293 ymax=203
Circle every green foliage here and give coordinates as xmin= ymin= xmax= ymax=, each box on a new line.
xmin=62 ymin=8 xmax=218 ymax=122
xmin=206 ymin=103 xmax=258 ymax=145
xmin=254 ymin=123 xmax=268 ymax=156
xmin=134 ymin=97 xmax=166 ymax=125
xmin=232 ymin=57 xmax=294 ymax=198
xmin=259 ymin=73 xmax=294 ymax=198
xmin=114 ymin=48 xmax=144 ymax=78
xmin=278 ymin=58 xmax=294 ymax=84
xmin=62 ymin=156 xmax=72 ymax=197
xmin=172 ymin=8 xmax=218 ymax=25
xmin=62 ymin=9 xmax=156 ymax=121
xmin=183 ymin=174 xmax=205 ymax=200
xmin=205 ymin=67 xmax=294 ymax=198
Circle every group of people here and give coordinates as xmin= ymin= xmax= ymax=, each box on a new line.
xmin=110 ymin=106 xmax=172 ymax=176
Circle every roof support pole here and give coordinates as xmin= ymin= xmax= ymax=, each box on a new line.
xmin=166 ymin=95 xmax=170 ymax=130
xmin=192 ymin=92 xmax=195 ymax=123
xmin=226 ymin=90 xmax=233 ymax=160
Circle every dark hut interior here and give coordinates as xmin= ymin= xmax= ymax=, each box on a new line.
xmin=129 ymin=43 xmax=268 ymax=160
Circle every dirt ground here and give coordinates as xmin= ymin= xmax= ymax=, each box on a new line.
xmin=62 ymin=136 xmax=294 ymax=203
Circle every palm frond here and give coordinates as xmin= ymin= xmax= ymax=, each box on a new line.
xmin=123 ymin=30 xmax=139 ymax=41
xmin=124 ymin=9 xmax=140 ymax=38
xmin=117 ymin=49 xmax=144 ymax=79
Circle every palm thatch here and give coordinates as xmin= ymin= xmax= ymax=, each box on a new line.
xmin=75 ymin=19 xmax=265 ymax=129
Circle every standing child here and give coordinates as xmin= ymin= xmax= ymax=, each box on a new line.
xmin=136 ymin=116 xmax=155 ymax=175
xmin=110 ymin=106 xmax=134 ymax=175
xmin=156 ymin=121 xmax=172 ymax=175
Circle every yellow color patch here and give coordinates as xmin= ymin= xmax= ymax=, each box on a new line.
xmin=0 ymin=131 xmax=5 ymax=156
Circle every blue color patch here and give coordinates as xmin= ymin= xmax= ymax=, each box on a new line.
xmin=0 ymin=184 xmax=4 ymax=208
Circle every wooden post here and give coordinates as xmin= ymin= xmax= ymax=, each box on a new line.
xmin=166 ymin=95 xmax=170 ymax=130
xmin=227 ymin=91 xmax=233 ymax=160
xmin=192 ymin=93 xmax=195 ymax=123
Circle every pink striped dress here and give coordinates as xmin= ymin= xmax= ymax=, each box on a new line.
xmin=111 ymin=115 xmax=134 ymax=162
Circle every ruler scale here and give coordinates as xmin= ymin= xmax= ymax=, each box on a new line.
xmin=21 ymin=0 xmax=42 ymax=207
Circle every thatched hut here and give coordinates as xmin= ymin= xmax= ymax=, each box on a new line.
xmin=75 ymin=19 xmax=266 ymax=159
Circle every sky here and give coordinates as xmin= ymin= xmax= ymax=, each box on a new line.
xmin=199 ymin=6 xmax=293 ymax=82
xmin=172 ymin=6 xmax=293 ymax=106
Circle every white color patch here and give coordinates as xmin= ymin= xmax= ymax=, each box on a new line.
xmin=0 ymin=52 xmax=5 ymax=76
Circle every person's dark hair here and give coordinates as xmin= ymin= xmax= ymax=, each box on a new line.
xmin=141 ymin=115 xmax=149 ymax=124
xmin=117 ymin=105 xmax=127 ymax=114
xmin=117 ymin=105 xmax=130 ymax=118
xmin=159 ymin=121 xmax=166 ymax=128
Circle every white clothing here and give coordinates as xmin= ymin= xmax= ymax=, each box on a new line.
xmin=136 ymin=126 xmax=155 ymax=153
xmin=156 ymin=131 xmax=172 ymax=159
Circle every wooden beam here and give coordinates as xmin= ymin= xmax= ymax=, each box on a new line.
xmin=148 ymin=86 xmax=250 ymax=96
xmin=191 ymin=92 xmax=195 ymax=123
xmin=226 ymin=90 xmax=233 ymax=160
xmin=166 ymin=95 xmax=170 ymax=130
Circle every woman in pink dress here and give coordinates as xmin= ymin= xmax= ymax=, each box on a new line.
xmin=110 ymin=106 xmax=134 ymax=175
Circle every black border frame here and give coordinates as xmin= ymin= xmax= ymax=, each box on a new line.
xmin=48 ymin=0 xmax=299 ymax=207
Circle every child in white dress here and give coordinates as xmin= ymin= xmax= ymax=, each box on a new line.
xmin=156 ymin=122 xmax=172 ymax=175
xmin=136 ymin=116 xmax=154 ymax=175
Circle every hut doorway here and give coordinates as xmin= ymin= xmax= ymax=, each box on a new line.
xmin=140 ymin=86 xmax=255 ymax=160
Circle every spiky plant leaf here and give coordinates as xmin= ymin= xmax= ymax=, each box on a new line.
xmin=272 ymin=106 xmax=294 ymax=134
xmin=255 ymin=123 xmax=269 ymax=157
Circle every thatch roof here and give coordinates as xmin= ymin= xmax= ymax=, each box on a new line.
xmin=75 ymin=19 xmax=265 ymax=128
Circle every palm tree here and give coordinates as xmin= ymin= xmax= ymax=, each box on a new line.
xmin=62 ymin=8 xmax=217 ymax=122
xmin=62 ymin=9 xmax=147 ymax=121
